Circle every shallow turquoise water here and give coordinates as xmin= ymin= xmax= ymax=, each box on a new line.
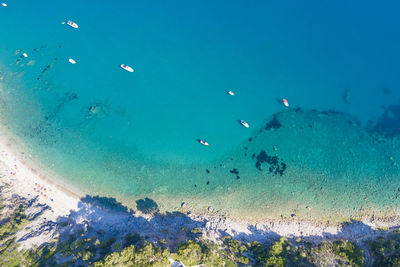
xmin=0 ymin=0 xmax=400 ymax=220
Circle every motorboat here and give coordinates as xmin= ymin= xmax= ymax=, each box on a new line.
xmin=198 ymin=139 xmax=210 ymax=146
xmin=22 ymin=52 xmax=28 ymax=58
xmin=66 ymin=20 xmax=79 ymax=29
xmin=68 ymin=58 xmax=76 ymax=64
xmin=240 ymin=120 xmax=249 ymax=128
xmin=120 ymin=64 xmax=134 ymax=72
xmin=1 ymin=2 xmax=7 ymax=7
xmin=283 ymin=99 xmax=289 ymax=107
xmin=227 ymin=90 xmax=235 ymax=96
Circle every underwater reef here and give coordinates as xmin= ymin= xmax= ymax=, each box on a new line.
xmin=254 ymin=150 xmax=287 ymax=176
xmin=371 ymin=103 xmax=400 ymax=137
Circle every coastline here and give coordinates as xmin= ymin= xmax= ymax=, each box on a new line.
xmin=0 ymin=124 xmax=80 ymax=215
xmin=1 ymin=123 xmax=400 ymax=251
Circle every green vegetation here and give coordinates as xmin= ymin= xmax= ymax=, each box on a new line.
xmin=123 ymin=233 xmax=142 ymax=248
xmin=93 ymin=242 xmax=169 ymax=267
xmin=190 ymin=227 xmax=202 ymax=235
xmin=222 ymin=235 xmax=249 ymax=264
xmin=332 ymin=240 xmax=364 ymax=266
xmin=172 ymin=239 xmax=241 ymax=266
xmin=0 ymin=201 xmax=33 ymax=266
xmin=250 ymin=237 xmax=304 ymax=266
xmin=250 ymin=237 xmax=365 ymax=267
xmin=0 ymin=204 xmax=28 ymax=240
xmin=174 ymin=240 xmax=203 ymax=265
xmin=369 ymin=231 xmax=400 ymax=266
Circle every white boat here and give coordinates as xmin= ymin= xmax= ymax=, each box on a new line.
xmin=1 ymin=2 xmax=7 ymax=7
xmin=240 ymin=120 xmax=249 ymax=128
xmin=227 ymin=90 xmax=235 ymax=96
xmin=120 ymin=64 xmax=134 ymax=72
xmin=198 ymin=139 xmax=210 ymax=146
xmin=22 ymin=52 xmax=28 ymax=58
xmin=68 ymin=58 xmax=76 ymax=64
xmin=66 ymin=20 xmax=79 ymax=29
xmin=283 ymin=99 xmax=289 ymax=107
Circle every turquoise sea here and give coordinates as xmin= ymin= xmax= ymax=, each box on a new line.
xmin=1 ymin=0 xmax=400 ymax=221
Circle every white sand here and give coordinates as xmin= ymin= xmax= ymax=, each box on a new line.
xmin=0 ymin=130 xmax=79 ymax=217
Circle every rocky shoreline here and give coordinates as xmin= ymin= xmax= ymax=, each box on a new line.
xmin=0 ymin=126 xmax=400 ymax=253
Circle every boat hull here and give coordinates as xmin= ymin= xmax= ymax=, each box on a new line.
xmin=120 ymin=64 xmax=134 ymax=72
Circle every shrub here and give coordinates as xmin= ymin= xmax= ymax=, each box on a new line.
xmin=190 ymin=227 xmax=202 ymax=234
xmin=266 ymin=256 xmax=285 ymax=267
xmin=332 ymin=240 xmax=364 ymax=266
xmin=237 ymin=255 xmax=250 ymax=264
xmin=98 ymin=237 xmax=116 ymax=249
xmin=175 ymin=240 xmax=203 ymax=265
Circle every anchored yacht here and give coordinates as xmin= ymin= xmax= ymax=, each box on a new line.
xmin=198 ymin=140 xmax=210 ymax=146
xmin=120 ymin=64 xmax=134 ymax=72
xmin=283 ymin=99 xmax=289 ymax=107
xmin=240 ymin=120 xmax=249 ymax=128
xmin=66 ymin=20 xmax=79 ymax=29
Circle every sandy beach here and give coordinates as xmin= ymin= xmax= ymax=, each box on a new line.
xmin=1 ymin=124 xmax=400 ymax=253
xmin=0 ymin=127 xmax=80 ymax=210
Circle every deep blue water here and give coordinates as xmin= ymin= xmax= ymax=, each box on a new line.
xmin=0 ymin=0 xmax=400 ymax=219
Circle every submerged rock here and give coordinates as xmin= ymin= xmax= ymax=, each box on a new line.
xmin=26 ymin=60 xmax=35 ymax=66
xmin=265 ymin=115 xmax=282 ymax=131
xmin=370 ymin=103 xmax=400 ymax=137
xmin=342 ymin=89 xmax=351 ymax=104
xmin=87 ymin=102 xmax=109 ymax=119
xmin=255 ymin=150 xmax=287 ymax=176
xmin=229 ymin=168 xmax=239 ymax=175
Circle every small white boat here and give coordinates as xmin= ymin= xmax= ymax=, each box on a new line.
xmin=227 ymin=90 xmax=235 ymax=96
xmin=22 ymin=52 xmax=28 ymax=58
xmin=1 ymin=2 xmax=7 ymax=7
xmin=240 ymin=120 xmax=249 ymax=128
xmin=66 ymin=20 xmax=79 ymax=29
xmin=198 ymin=140 xmax=210 ymax=146
xmin=283 ymin=99 xmax=289 ymax=107
xmin=68 ymin=58 xmax=76 ymax=64
xmin=120 ymin=64 xmax=134 ymax=72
